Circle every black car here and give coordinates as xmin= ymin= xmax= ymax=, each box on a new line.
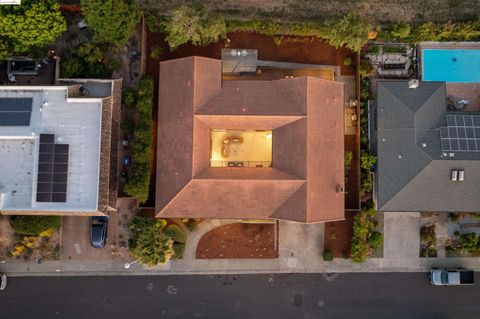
xmin=90 ymin=216 xmax=108 ymax=248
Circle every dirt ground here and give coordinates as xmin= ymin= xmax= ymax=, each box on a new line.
xmin=0 ymin=216 xmax=13 ymax=257
xmin=324 ymin=212 xmax=357 ymax=258
xmin=140 ymin=0 xmax=479 ymax=24
xmin=196 ymin=223 xmax=278 ymax=259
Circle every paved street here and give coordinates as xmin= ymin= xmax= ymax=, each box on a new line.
xmin=0 ymin=273 xmax=478 ymax=319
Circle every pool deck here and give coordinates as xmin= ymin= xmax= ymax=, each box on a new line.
xmin=418 ymin=42 xmax=480 ymax=112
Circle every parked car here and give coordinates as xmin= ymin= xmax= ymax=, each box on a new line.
xmin=430 ymin=268 xmax=475 ymax=286
xmin=90 ymin=216 xmax=108 ymax=248
xmin=0 ymin=273 xmax=6 ymax=291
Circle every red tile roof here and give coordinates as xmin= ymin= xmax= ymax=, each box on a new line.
xmin=156 ymin=56 xmax=344 ymax=223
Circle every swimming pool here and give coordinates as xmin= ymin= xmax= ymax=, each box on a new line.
xmin=422 ymin=49 xmax=480 ymax=83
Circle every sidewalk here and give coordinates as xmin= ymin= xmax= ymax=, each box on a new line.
xmin=3 ymin=214 xmax=480 ymax=277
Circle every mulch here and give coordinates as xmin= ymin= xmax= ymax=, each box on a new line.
xmin=324 ymin=212 xmax=357 ymax=258
xmin=196 ymin=223 xmax=278 ymax=259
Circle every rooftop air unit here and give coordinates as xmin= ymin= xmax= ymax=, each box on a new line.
xmin=408 ymin=79 xmax=419 ymax=89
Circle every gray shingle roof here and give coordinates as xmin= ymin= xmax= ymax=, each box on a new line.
xmin=376 ymin=81 xmax=480 ymax=212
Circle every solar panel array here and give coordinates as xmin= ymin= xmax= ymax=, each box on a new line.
xmin=440 ymin=114 xmax=480 ymax=152
xmin=36 ymin=134 xmax=69 ymax=203
xmin=0 ymin=97 xmax=33 ymax=126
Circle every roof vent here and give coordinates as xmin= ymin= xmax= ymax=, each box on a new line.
xmin=408 ymin=79 xmax=419 ymax=89
xmin=449 ymin=153 xmax=455 ymax=157
xmin=421 ymin=143 xmax=427 ymax=148
xmin=451 ymin=170 xmax=458 ymax=181
xmin=458 ymin=170 xmax=465 ymax=181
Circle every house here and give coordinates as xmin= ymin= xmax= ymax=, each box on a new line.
xmin=156 ymin=56 xmax=345 ymax=223
xmin=0 ymin=79 xmax=121 ymax=216
xmin=375 ymin=80 xmax=480 ymax=212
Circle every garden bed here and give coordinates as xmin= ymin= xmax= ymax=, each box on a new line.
xmin=324 ymin=212 xmax=356 ymax=258
xmin=445 ymin=213 xmax=480 ymax=257
xmin=196 ymin=223 xmax=278 ymax=259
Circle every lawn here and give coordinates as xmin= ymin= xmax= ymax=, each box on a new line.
xmin=140 ymin=0 xmax=479 ymax=24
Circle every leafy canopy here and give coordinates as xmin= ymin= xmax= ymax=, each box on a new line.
xmin=0 ymin=0 xmax=66 ymax=58
xmin=128 ymin=216 xmax=174 ymax=267
xmin=80 ymin=0 xmax=139 ymax=46
xmin=162 ymin=4 xmax=227 ymax=50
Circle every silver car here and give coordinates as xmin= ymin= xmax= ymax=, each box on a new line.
xmin=0 ymin=273 xmax=6 ymax=291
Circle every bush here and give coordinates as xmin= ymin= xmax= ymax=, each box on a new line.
xmin=145 ymin=14 xmax=162 ymax=33
xmin=453 ymin=230 xmax=460 ymax=236
xmin=368 ymin=231 xmax=383 ymax=250
xmin=344 ymin=151 xmax=353 ymax=175
xmin=164 ymin=224 xmax=187 ymax=243
xmin=360 ymin=151 xmax=376 ymax=171
xmin=183 ymin=218 xmax=198 ymax=231
xmin=61 ymin=42 xmax=117 ymax=78
xmin=343 ymin=57 xmax=352 ymax=66
xmin=359 ymin=60 xmax=374 ymax=78
xmin=360 ymin=172 xmax=373 ymax=195
xmin=10 ymin=216 xmax=61 ymax=236
xmin=391 ymin=22 xmax=411 ymax=38
xmin=120 ymin=117 xmax=135 ymax=135
xmin=123 ymin=77 xmax=153 ymax=203
xmin=150 ymin=45 xmax=163 ymax=60
xmin=351 ymin=203 xmax=380 ymax=263
xmin=322 ymin=249 xmax=333 ymax=261
xmin=162 ymin=4 xmax=227 ymax=50
xmin=172 ymin=242 xmax=185 ymax=259
xmin=128 ymin=216 xmax=174 ymax=267
xmin=123 ymin=88 xmax=136 ymax=107
xmin=448 ymin=213 xmax=461 ymax=223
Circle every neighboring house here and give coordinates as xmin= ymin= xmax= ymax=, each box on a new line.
xmin=375 ymin=80 xmax=480 ymax=212
xmin=0 ymin=79 xmax=121 ymax=216
xmin=156 ymin=56 xmax=345 ymax=223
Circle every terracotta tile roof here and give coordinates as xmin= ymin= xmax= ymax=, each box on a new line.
xmin=156 ymin=56 xmax=344 ymax=223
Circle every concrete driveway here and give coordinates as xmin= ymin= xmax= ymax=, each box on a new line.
xmin=61 ymin=199 xmax=136 ymax=261
xmin=384 ymin=212 xmax=421 ymax=258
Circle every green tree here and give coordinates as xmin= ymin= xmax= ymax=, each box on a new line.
xmin=391 ymin=22 xmax=411 ymax=38
xmin=322 ymin=12 xmax=371 ymax=52
xmin=128 ymin=216 xmax=174 ymax=267
xmin=162 ymin=4 xmax=227 ymax=50
xmin=0 ymin=0 xmax=66 ymax=57
xmin=80 ymin=0 xmax=139 ymax=46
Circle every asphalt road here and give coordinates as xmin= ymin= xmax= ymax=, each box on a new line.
xmin=0 ymin=273 xmax=478 ymax=319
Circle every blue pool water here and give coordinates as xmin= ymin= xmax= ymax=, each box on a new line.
xmin=422 ymin=49 xmax=480 ymax=83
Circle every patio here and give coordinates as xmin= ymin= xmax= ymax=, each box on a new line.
xmin=446 ymin=83 xmax=480 ymax=112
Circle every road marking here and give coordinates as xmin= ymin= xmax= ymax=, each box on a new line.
xmin=145 ymin=282 xmax=154 ymax=292
xmin=73 ymin=243 xmax=81 ymax=255
xmin=167 ymin=285 xmax=178 ymax=295
xmin=322 ymin=273 xmax=338 ymax=282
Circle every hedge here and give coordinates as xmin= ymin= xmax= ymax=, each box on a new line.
xmin=10 ymin=216 xmax=62 ymax=236
xmin=123 ymin=77 xmax=153 ymax=203
xmin=164 ymin=224 xmax=187 ymax=243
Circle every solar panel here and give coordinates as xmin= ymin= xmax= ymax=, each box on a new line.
xmin=0 ymin=98 xmax=33 ymax=126
xmin=36 ymin=135 xmax=69 ymax=203
xmin=440 ymin=114 xmax=480 ymax=152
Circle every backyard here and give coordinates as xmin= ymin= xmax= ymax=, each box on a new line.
xmin=139 ymin=0 xmax=479 ymax=24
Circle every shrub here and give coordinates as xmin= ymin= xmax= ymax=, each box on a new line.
xmin=368 ymin=231 xmax=383 ymax=250
xmin=453 ymin=230 xmax=460 ymax=236
xmin=128 ymin=216 xmax=174 ymax=267
xmin=360 ymin=151 xmax=377 ymax=171
xmin=120 ymin=117 xmax=135 ymax=135
xmin=162 ymin=4 xmax=227 ymax=50
xmin=80 ymin=0 xmax=139 ymax=46
xmin=164 ymin=224 xmax=187 ymax=243
xmin=367 ymin=45 xmax=380 ymax=54
xmin=391 ymin=22 xmax=411 ymax=38
xmin=61 ymin=42 xmax=116 ymax=78
xmin=360 ymin=172 xmax=373 ymax=194
xmin=123 ymin=87 xmax=136 ymax=107
xmin=448 ymin=213 xmax=461 ymax=224
xmin=343 ymin=57 xmax=352 ymax=66
xmin=10 ymin=216 xmax=61 ymax=236
xmin=123 ymin=77 xmax=153 ymax=203
xmin=351 ymin=203 xmax=380 ymax=263
xmin=145 ymin=14 xmax=162 ymax=33
xmin=172 ymin=242 xmax=185 ymax=259
xmin=470 ymin=213 xmax=480 ymax=220
xmin=150 ymin=45 xmax=163 ymax=60
xmin=183 ymin=218 xmax=198 ymax=231
xmin=359 ymin=60 xmax=374 ymax=78
xmin=322 ymin=249 xmax=333 ymax=261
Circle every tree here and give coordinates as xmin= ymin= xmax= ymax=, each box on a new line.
xmin=391 ymin=22 xmax=411 ymax=38
xmin=321 ymin=12 xmax=371 ymax=52
xmin=80 ymin=0 xmax=139 ymax=46
xmin=128 ymin=216 xmax=174 ymax=267
xmin=0 ymin=0 xmax=66 ymax=57
xmin=162 ymin=4 xmax=227 ymax=50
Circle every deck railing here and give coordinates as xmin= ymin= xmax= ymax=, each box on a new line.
xmin=210 ymin=160 xmax=272 ymax=168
